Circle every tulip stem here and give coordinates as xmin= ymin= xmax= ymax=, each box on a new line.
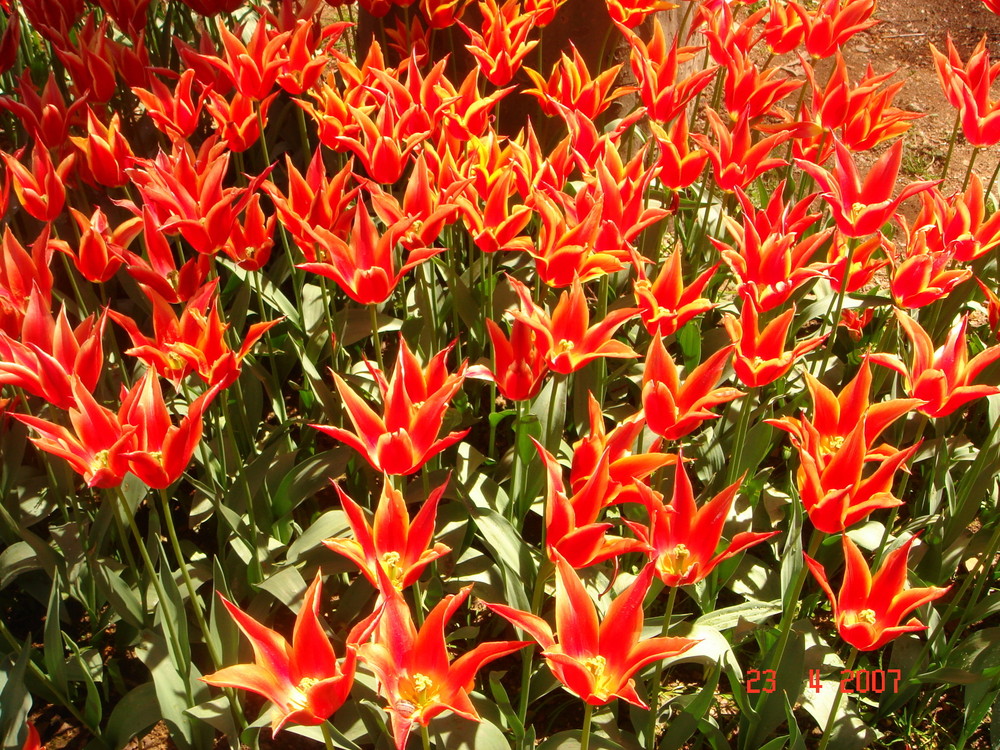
xmin=157 ymin=488 xmax=224 ymax=668
xmin=939 ymin=109 xmax=962 ymax=181
xmin=646 ymin=584 xmax=679 ymax=745
xmin=321 ymin=722 xmax=336 ymax=750
xmin=580 ymin=703 xmax=594 ymax=750
xmin=812 ymin=237 xmax=858 ymax=378
xmin=726 ymin=389 xmax=755 ymax=485
xmin=420 ymin=723 xmax=432 ymax=750
xmin=962 ymin=146 xmax=981 ymax=192
xmin=369 ymin=303 xmax=385 ymax=373
xmin=816 ymin=647 xmax=858 ymax=750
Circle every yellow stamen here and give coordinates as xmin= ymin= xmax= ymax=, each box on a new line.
xmin=858 ymin=608 xmax=877 ymax=624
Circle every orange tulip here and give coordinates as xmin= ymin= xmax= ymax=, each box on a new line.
xmin=804 ymin=535 xmax=949 ymax=650
xmin=486 ymin=558 xmax=698 ymax=707
xmin=723 ymin=302 xmax=827 ymax=388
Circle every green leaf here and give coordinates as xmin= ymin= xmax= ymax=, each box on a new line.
xmin=104 ymin=683 xmax=161 ymax=748
xmin=0 ymin=639 xmax=34 ymax=747
xmin=44 ymin=577 xmax=68 ymax=694
xmin=695 ymin=600 xmax=782 ymax=632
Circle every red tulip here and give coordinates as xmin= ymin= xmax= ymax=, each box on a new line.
xmin=467 ymin=317 xmax=549 ymax=402
xmin=796 ymin=138 xmax=939 ymax=238
xmin=361 ymin=576 xmax=528 ymax=750
xmin=507 ymin=275 xmax=638 ymax=375
xmin=70 ymin=108 xmax=135 ymax=188
xmin=641 ymin=335 xmax=744 ymax=441
xmin=133 ymin=69 xmax=208 ymax=140
xmin=0 ymin=227 xmax=55 ymax=337
xmin=311 ymin=338 xmax=469 ymax=475
xmin=109 ymin=281 xmax=279 ymax=388
xmin=0 ymin=287 xmax=106 ymax=409
xmin=1 ymin=146 xmax=75 ymax=223
xmin=486 ymin=558 xmax=698 ymax=707
xmin=459 ymin=0 xmax=538 ymax=87
xmin=804 ymin=535 xmax=949 ymax=650
xmin=723 ymin=302 xmax=827 ymax=389
xmin=911 ymin=174 xmax=1000 ymax=262
xmin=632 ymin=246 xmax=718 ymax=337
xmin=203 ymin=573 xmax=379 ymax=733
xmin=524 ymin=45 xmax=627 ymax=120
xmin=870 ymin=310 xmax=1000 ymax=418
xmin=323 ymin=474 xmax=451 ymax=590
xmin=803 ymin=0 xmax=878 ymax=59
xmin=626 ymin=454 xmax=778 ymax=587
xmin=692 ymin=108 xmax=791 ymax=193
xmin=890 ymin=223 xmax=971 ymax=309
xmin=931 ymin=35 xmax=1000 ymax=147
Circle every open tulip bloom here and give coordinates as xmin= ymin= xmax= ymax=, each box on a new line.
xmin=804 ymin=535 xmax=949 ymax=651
xmin=486 ymin=557 xmax=698 ymax=707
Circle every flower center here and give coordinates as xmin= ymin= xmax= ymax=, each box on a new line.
xmin=166 ymin=351 xmax=187 ymax=371
xmin=412 ymin=673 xmax=434 ymax=694
xmin=555 ymin=338 xmax=576 ymax=354
xmin=664 ymin=543 xmax=693 ymax=576
xmin=584 ymin=655 xmax=607 ymax=678
xmin=381 ymin=551 xmax=404 ymax=589
xmin=287 ymin=677 xmax=321 ymax=711
xmin=91 ymin=449 xmax=111 ymax=473
xmin=858 ymin=608 xmax=877 ymax=624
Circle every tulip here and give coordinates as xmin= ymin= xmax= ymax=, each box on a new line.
xmin=649 ymin=116 xmax=710 ymax=191
xmin=323 ymin=474 xmax=451 ymax=590
xmin=803 ymin=0 xmax=878 ymax=60
xmin=53 ymin=16 xmax=118 ymax=103
xmin=133 ymin=69 xmax=208 ymax=140
xmin=796 ymin=138 xmax=939 ymax=238
xmin=0 ymin=73 xmax=87 ymax=152
xmin=626 ymin=454 xmax=778 ymax=587
xmin=931 ymin=35 xmax=1000 ymax=147
xmin=804 ymin=535 xmax=949 ymax=650
xmin=890 ymin=224 xmax=971 ymax=310
xmin=0 ymin=146 xmax=75 ymax=223
xmin=569 ymin=394 xmax=676 ymax=506
xmin=870 ymin=310 xmax=1000 ymax=418
xmin=764 ymin=0 xmax=808 ymax=54
xmin=109 ymin=281 xmax=279 ymax=388
xmin=825 ymin=232 xmax=890 ymax=294
xmin=486 ymin=558 xmax=698 ymax=707
xmin=119 ymin=208 xmax=213 ymax=304
xmin=467 ymin=317 xmax=549 ymax=402
xmin=692 ymin=108 xmax=792 ymax=193
xmin=536 ymin=439 xmax=647 ymax=568
xmin=361 ymin=576 xmax=529 ymax=750
xmin=524 ymin=45 xmax=627 ymax=120
xmin=69 ymin=108 xmax=134 ymax=188
xmin=459 ymin=0 xmax=538 ymax=87
xmin=311 ymin=338 xmax=469 ymax=476
xmin=723 ymin=302 xmax=827 ymax=389
xmin=21 ymin=722 xmax=40 ymax=750
xmin=0 ymin=288 xmax=106 ymax=409
xmin=203 ymin=573 xmax=379 ymax=733
xmin=911 ymin=174 xmax=1000 ymax=262
xmin=507 ymin=275 xmax=638 ymax=375
xmin=711 ymin=185 xmax=832 ymax=312
xmin=633 ymin=247 xmax=718 ymax=337
xmin=0 ymin=227 xmax=55 ymax=337
xmin=641 ymin=335 xmax=744 ymax=441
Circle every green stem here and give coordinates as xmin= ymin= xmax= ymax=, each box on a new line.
xmin=580 ymin=703 xmax=594 ymax=750
xmin=816 ymin=647 xmax=859 ymax=750
xmin=645 ymin=585 xmax=679 ymax=745
xmin=369 ymin=302 xmax=385 ymax=373
xmin=939 ymin=109 xmax=962 ymax=181
xmin=762 ymin=530 xmax=824 ymax=678
xmin=420 ymin=723 xmax=432 ymax=750
xmin=962 ymin=146 xmax=981 ymax=191
xmin=727 ymin=389 xmax=755 ymax=485
xmin=812 ymin=237 xmax=859 ymax=377
xmin=321 ymin=721 xmax=337 ymax=750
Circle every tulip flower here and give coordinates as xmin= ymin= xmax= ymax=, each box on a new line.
xmin=52 ymin=16 xmax=117 ymax=103
xmin=796 ymin=138 xmax=939 ymax=238
xmin=711 ymin=185 xmax=832 ymax=312
xmin=825 ymin=232 xmax=891 ymax=294
xmin=536 ymin=440 xmax=647 ymax=568
xmin=203 ymin=573 xmax=379 ymax=734
xmin=626 ymin=454 xmax=778 ymax=587
xmin=569 ymin=394 xmax=676 ymax=506
xmin=803 ymin=54 xmax=922 ymax=152
xmin=931 ymin=35 xmax=1000 ymax=147
xmin=109 ymin=281 xmax=279 ymax=388
xmin=890 ymin=224 xmax=971 ymax=309
xmin=0 ymin=72 xmax=86 ymax=151
xmin=15 ymin=378 xmax=133 ymax=488
xmin=0 ymin=12 xmax=20 ymax=77
xmin=133 ymin=69 xmax=208 ymax=140
xmin=96 ymin=0 xmax=151 ymax=36
xmin=764 ymin=0 xmax=808 ymax=54
xmin=524 ymin=45 xmax=627 ymax=120
xmin=222 ymin=193 xmax=277 ymax=272
xmin=329 ymin=103 xmax=430 ymax=185
xmin=0 ymin=146 xmax=75 ymax=223
xmin=420 ymin=0 xmax=469 ymax=28
xmin=649 ymin=116 xmax=710 ymax=191
xmin=693 ymin=108 xmax=792 ymax=193
xmin=119 ymin=208 xmax=213 ymax=304
xmin=205 ymin=90 xmax=276 ymax=153
xmin=0 ymin=288 xmax=106 ymax=410
xmin=839 ymin=308 xmax=874 ymax=342
xmin=985 ymin=0 xmax=1000 ymax=13
xmin=179 ymin=0 xmax=244 ymax=13
xmin=467 ymin=317 xmax=549 ymax=402
xmin=912 ymin=174 xmax=1000 ymax=262
xmin=641 ymin=335 xmax=744 ymax=441
xmin=720 ymin=48 xmax=802 ymax=121
xmin=977 ymin=279 xmax=1000 ymax=342
xmin=607 ymin=0 xmax=677 ymax=27
xmin=723 ymin=302 xmax=827 ymax=389
xmin=507 ymin=275 xmax=638 ymax=375
xmin=297 ymin=200 xmax=444 ymax=306
xmin=323 ymin=474 xmax=451 ymax=591
xmin=803 ymin=0 xmax=878 ymax=59
xmin=632 ymin=247 xmax=718 ymax=337
xmin=311 ymin=339 xmax=469 ymax=475
xmin=804 ymin=535 xmax=949 ymax=651
xmin=624 ymin=22 xmax=717 ymax=125
xmin=782 ymin=414 xmax=920 ymax=534
xmin=69 ymin=108 xmax=134 ymax=188
xmin=870 ymin=310 xmax=1000 ymax=418
xmin=767 ymin=359 xmax=921 ymax=461
xmin=459 ymin=0 xmax=538 ymax=87
xmin=361 ymin=576 xmax=529 ymax=750
xmin=0 ymin=227 xmax=55 ymax=337
xmin=456 ymin=169 xmax=534 ymax=256
xmin=201 ymin=18 xmax=290 ymax=101
xmin=486 ymin=557 xmax=698 ymax=707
